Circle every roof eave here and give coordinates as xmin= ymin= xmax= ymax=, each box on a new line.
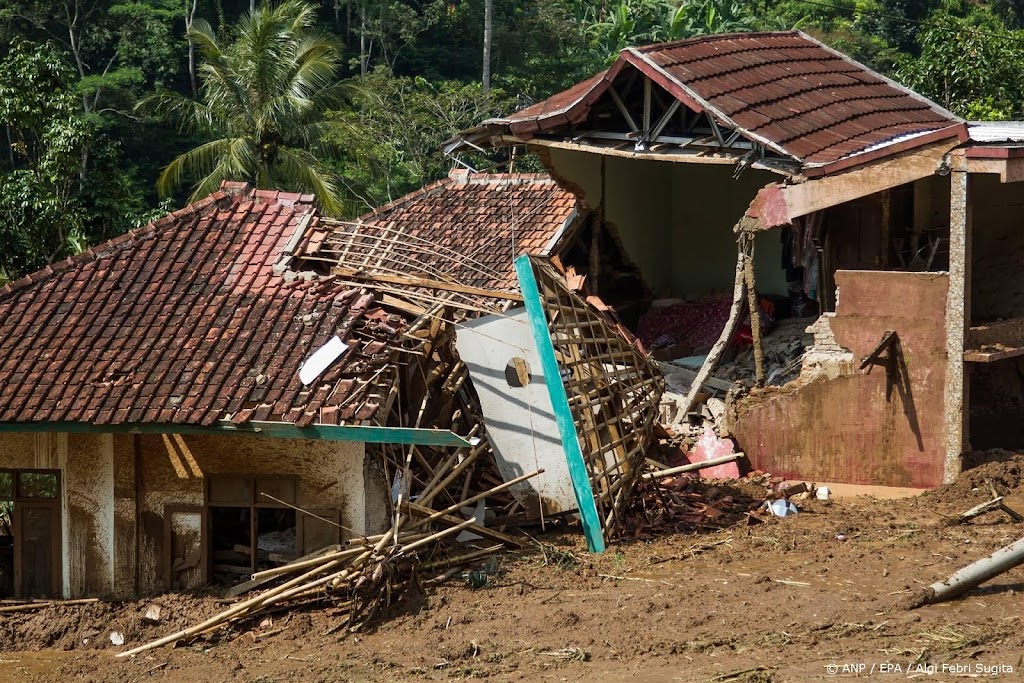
xmin=0 ymin=420 xmax=476 ymax=447
xmin=802 ymin=123 xmax=969 ymax=178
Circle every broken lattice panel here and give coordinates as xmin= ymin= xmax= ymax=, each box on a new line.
xmin=517 ymin=256 xmax=663 ymax=544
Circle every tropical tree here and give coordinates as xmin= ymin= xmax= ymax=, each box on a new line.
xmin=137 ymin=0 xmax=349 ymax=214
xmin=896 ymin=10 xmax=1024 ymax=119
xmin=0 ymin=41 xmax=146 ymax=277
xmin=328 ymin=67 xmax=514 ymax=215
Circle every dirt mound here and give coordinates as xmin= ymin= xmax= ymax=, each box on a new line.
xmin=923 ymin=449 xmax=1024 ymax=508
xmin=0 ymin=593 xmax=224 ymax=652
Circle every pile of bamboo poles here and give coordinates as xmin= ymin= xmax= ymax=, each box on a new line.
xmin=118 ymin=467 xmax=541 ymax=658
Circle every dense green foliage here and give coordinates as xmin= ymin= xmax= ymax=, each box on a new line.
xmin=137 ymin=0 xmax=350 ymax=212
xmin=3 ymin=0 xmax=1024 ymax=278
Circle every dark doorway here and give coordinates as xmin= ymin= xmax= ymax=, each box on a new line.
xmin=0 ymin=470 xmax=61 ymax=598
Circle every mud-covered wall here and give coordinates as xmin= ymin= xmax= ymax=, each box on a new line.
xmin=729 ymin=270 xmax=949 ymax=489
xmin=0 ymin=432 xmax=117 ymax=597
xmin=971 ymin=174 xmax=1024 ymax=322
xmin=135 ymin=434 xmax=368 ymax=594
xmin=112 ymin=434 xmax=137 ymax=598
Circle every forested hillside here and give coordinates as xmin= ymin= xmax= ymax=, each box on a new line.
xmin=2 ymin=0 xmax=1022 ymax=280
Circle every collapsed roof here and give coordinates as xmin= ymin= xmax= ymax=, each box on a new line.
xmin=291 ymin=170 xmax=578 ymax=295
xmin=0 ymin=174 xmax=580 ymax=432
xmin=452 ymin=31 xmax=968 ymax=176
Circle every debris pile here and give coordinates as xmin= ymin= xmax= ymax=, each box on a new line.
xmin=622 ymin=476 xmax=759 ymax=538
xmin=717 ymin=316 xmax=813 ymax=385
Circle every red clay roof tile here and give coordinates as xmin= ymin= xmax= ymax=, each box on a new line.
xmin=0 ymin=186 xmax=401 ymax=428
xmin=297 ymin=172 xmax=577 ymax=292
xmin=488 ymin=31 xmax=964 ymax=170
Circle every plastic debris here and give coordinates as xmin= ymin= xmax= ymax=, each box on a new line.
xmin=769 ymin=499 xmax=799 ymax=517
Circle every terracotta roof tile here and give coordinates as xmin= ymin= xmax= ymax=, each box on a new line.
xmin=0 ymin=185 xmax=401 ymax=428
xmin=490 ymin=31 xmax=964 ymax=170
xmin=304 ymin=172 xmax=578 ymax=292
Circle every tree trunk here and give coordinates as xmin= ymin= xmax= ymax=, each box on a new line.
xmin=482 ymin=0 xmax=493 ymax=93
xmin=360 ymin=1 xmax=368 ymax=75
xmin=186 ymin=0 xmax=199 ymax=98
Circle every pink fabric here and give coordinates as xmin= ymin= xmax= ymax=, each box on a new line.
xmin=637 ymin=298 xmax=732 ymax=353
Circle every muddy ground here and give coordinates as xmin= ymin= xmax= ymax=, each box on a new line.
xmin=5 ymin=454 xmax=1024 ymax=682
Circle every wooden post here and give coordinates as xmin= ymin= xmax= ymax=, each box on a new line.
xmin=742 ymin=233 xmax=765 ymax=386
xmin=683 ymin=235 xmax=749 ymax=414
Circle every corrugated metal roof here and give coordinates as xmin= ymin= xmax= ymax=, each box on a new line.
xmin=968 ymin=121 xmax=1024 ymax=143
xmin=487 ymin=31 xmax=966 ymax=172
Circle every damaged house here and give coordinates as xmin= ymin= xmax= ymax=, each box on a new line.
xmin=0 ymin=173 xmax=640 ymax=598
xmin=449 ymin=30 xmax=1024 ymax=493
xmin=10 ymin=28 xmax=1024 ymax=602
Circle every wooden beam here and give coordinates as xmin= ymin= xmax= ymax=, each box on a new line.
xmin=608 ymin=85 xmax=639 ymax=133
xmin=968 ymin=316 xmax=1024 ymax=349
xmin=746 ymin=139 xmax=960 ymax=229
xmin=642 ymin=77 xmax=652 ymax=138
xmin=332 ymin=267 xmax=523 ymax=302
xmin=649 ymin=100 xmax=681 ymax=143
xmin=964 ymin=346 xmax=1024 ymax=363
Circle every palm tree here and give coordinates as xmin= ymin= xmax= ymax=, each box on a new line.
xmin=138 ymin=0 xmax=347 ymax=214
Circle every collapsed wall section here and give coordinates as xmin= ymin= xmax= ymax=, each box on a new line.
xmin=727 ymin=270 xmax=949 ymax=489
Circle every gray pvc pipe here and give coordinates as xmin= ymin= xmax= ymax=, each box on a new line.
xmin=926 ymin=535 xmax=1024 ymax=603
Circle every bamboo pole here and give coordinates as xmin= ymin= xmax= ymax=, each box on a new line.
xmin=419 ymin=545 xmax=503 ymax=572
xmin=118 ymin=527 xmax=398 ymax=657
xmin=683 ymin=235 xmax=749 ymax=414
xmin=248 ymin=547 xmax=365 ymax=582
xmin=0 ymin=598 xmax=99 ymax=613
xmin=640 ymin=453 xmax=745 ymax=480
xmin=406 ymin=469 xmax=544 ymax=531
xmin=743 ymin=236 xmax=765 ymax=386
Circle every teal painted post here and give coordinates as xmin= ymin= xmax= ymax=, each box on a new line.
xmin=514 ymin=255 xmax=605 ymax=553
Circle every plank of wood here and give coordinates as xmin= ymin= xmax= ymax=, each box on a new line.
xmin=657 ymin=361 xmax=736 ymax=393
xmin=957 ymin=497 xmax=1005 ymax=523
xmin=963 ymin=346 xmax=1024 ymax=363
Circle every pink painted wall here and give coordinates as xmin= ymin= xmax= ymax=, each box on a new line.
xmin=730 ymin=270 xmax=949 ymax=489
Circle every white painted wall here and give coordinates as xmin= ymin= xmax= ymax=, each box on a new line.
xmin=544 ymin=147 xmax=788 ymax=299
xmin=455 ymin=309 xmax=577 ymax=514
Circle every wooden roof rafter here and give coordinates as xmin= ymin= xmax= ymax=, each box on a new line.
xmin=504 ymin=63 xmax=802 ymax=176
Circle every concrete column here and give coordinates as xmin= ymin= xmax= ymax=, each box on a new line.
xmin=944 ymin=157 xmax=972 ymax=483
